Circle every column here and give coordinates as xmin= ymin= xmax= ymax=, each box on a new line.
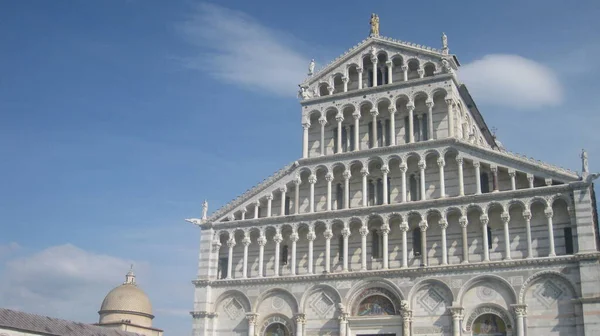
xmin=446 ymin=98 xmax=455 ymax=137
xmin=417 ymin=114 xmax=424 ymax=141
xmin=338 ymin=313 xmax=349 ymax=336
xmin=449 ymin=307 xmax=464 ymax=336
xmin=474 ymin=161 xmax=482 ymax=194
xmin=274 ymin=231 xmax=282 ymax=276
xmin=357 ymin=67 xmax=363 ymax=90
xmin=279 ymin=186 xmax=287 ymax=216
xmin=502 ymin=212 xmax=511 ymax=260
xmin=360 ymin=225 xmax=368 ymax=271
xmin=302 ymin=122 xmax=310 ymax=159
xmin=246 ymin=313 xmax=258 ymax=336
xmin=457 ymin=156 xmax=465 ymax=196
xmin=371 ymin=58 xmax=378 ymax=87
xmin=342 ymin=76 xmax=348 ymax=92
xmin=290 ymin=231 xmax=298 ymax=275
xmin=342 ymin=227 xmax=350 ymax=271
xmin=459 ymin=216 xmax=469 ymax=264
xmin=266 ymin=194 xmax=273 ymax=217
xmin=336 ymin=114 xmax=344 ymax=153
xmin=294 ymin=314 xmax=306 ymax=336
xmin=426 ymin=100 xmax=434 ymax=140
xmin=353 ymin=112 xmax=360 ymax=151
xmin=401 ymin=308 xmax=412 ymax=336
xmin=309 ymin=174 xmax=317 ymax=213
xmin=294 ymin=178 xmax=300 ymax=215
xmin=240 ymin=208 xmax=246 ymax=220
xmin=343 ymin=170 xmax=351 ymax=209
xmin=491 ymin=165 xmax=499 ymax=192
xmin=527 ymin=173 xmax=534 ymax=188
xmin=509 ymin=169 xmax=516 ymax=190
xmin=254 ymin=200 xmax=260 ymax=219
xmin=257 ymin=234 xmax=266 ymax=277
xmin=385 ymin=60 xmax=393 ymax=84
xmin=438 ymin=158 xmax=446 ymax=198
xmin=389 ymin=107 xmax=397 ymax=145
xmin=307 ymin=229 xmax=315 ymax=274
xmin=400 ymin=221 xmax=409 ymax=268
xmin=382 ymin=165 xmax=389 ymax=204
xmin=407 ymin=103 xmax=415 ymax=143
xmin=546 ymin=207 xmax=556 ymax=256
xmin=226 ymin=237 xmax=235 ymax=279
xmin=242 ymin=234 xmax=250 ymax=278
xmin=325 ymin=173 xmax=333 ymax=211
xmin=418 ymin=160 xmax=426 ymax=201
xmin=361 ymin=168 xmax=369 ymax=207
xmin=419 ymin=220 xmax=428 ymax=266
xmin=523 ymin=210 xmax=533 ymax=258
xmin=370 ymin=109 xmax=379 ymax=148
xmin=401 ymin=65 xmax=408 ymax=81
xmin=512 ymin=305 xmax=527 ymax=336
xmin=324 ymin=229 xmax=333 ymax=273
xmin=439 ymin=219 xmax=448 ymax=265
xmin=400 ymin=163 xmax=407 ymax=203
xmin=381 ymin=223 xmax=390 ymax=269
xmin=481 ymin=214 xmax=490 ymax=262
xmin=418 ymin=68 xmax=424 ymax=78
xmin=319 ymin=117 xmax=327 ymax=156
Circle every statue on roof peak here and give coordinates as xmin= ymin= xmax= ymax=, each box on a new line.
xmin=442 ymin=32 xmax=449 ymax=54
xmin=369 ymin=13 xmax=380 ymax=37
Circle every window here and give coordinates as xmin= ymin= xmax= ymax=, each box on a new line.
xmin=413 ymin=228 xmax=422 ymax=256
xmin=372 ymin=230 xmax=381 ymax=258
xmin=336 ymin=183 xmax=343 ymax=210
xmin=218 ymin=257 xmax=228 ymax=279
xmin=377 ymin=68 xmax=384 ymax=86
xmin=339 ymin=235 xmax=344 ymax=261
xmin=376 ymin=178 xmax=383 ymax=205
xmin=284 ymin=196 xmax=290 ymax=215
xmin=333 ymin=128 xmax=338 ymax=153
xmin=385 ymin=119 xmax=391 ymax=146
xmin=342 ymin=126 xmax=348 ymax=152
xmin=281 ymin=245 xmax=288 ymax=265
xmin=368 ymin=121 xmax=373 ymax=148
xmin=410 ymin=174 xmax=418 ymax=201
xmin=377 ymin=120 xmax=383 ymax=147
xmin=564 ymin=228 xmax=574 ymax=254
xmin=368 ymin=180 xmax=375 ymax=206
xmin=481 ymin=173 xmax=490 ymax=193
xmin=487 ymin=226 xmax=492 ymax=249
xmin=349 ymin=125 xmax=355 ymax=151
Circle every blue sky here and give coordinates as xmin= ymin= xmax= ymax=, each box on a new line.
xmin=0 ymin=1 xmax=598 ymax=335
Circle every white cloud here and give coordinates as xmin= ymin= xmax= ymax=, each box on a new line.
xmin=0 ymin=244 xmax=136 ymax=322
xmin=460 ymin=54 xmax=563 ymax=109
xmin=176 ymin=3 xmax=308 ymax=97
xmin=0 ymin=242 xmax=20 ymax=259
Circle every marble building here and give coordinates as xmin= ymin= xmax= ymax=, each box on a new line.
xmin=188 ymin=15 xmax=600 ymax=336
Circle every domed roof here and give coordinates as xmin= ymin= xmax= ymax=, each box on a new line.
xmin=99 ymin=267 xmax=153 ymax=318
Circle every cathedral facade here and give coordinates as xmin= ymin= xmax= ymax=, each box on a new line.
xmin=189 ymin=18 xmax=600 ymax=336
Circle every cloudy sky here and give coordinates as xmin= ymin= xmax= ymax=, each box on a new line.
xmin=0 ymin=1 xmax=599 ymax=335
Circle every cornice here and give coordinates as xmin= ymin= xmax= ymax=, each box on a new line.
xmin=207 ymin=183 xmax=571 ymax=231
xmin=193 ymin=252 xmax=600 ymax=287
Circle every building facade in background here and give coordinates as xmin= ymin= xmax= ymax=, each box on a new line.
xmin=190 ymin=16 xmax=600 ymax=336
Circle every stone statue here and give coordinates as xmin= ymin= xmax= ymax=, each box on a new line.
xmin=202 ymin=199 xmax=208 ymax=220
xmin=441 ymin=59 xmax=452 ymax=73
xmin=370 ymin=45 xmax=377 ymax=58
xmin=298 ymin=85 xmax=311 ymax=99
xmin=369 ymin=13 xmax=380 ymax=37
xmin=581 ymin=149 xmax=589 ymax=175
xmin=308 ymin=59 xmax=315 ymax=76
xmin=442 ymin=32 xmax=448 ymax=49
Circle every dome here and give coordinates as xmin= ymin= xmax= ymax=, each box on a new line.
xmin=98 ymin=268 xmax=154 ymax=327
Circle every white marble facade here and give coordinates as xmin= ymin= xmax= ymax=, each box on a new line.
xmin=189 ymin=24 xmax=600 ymax=336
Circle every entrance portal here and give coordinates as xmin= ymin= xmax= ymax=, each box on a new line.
xmin=264 ymin=322 xmax=290 ymax=336
xmin=472 ymin=313 xmax=507 ymax=336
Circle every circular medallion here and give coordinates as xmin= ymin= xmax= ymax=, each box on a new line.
xmin=272 ymin=297 xmax=285 ymax=310
xmin=476 ymin=285 xmax=497 ymax=301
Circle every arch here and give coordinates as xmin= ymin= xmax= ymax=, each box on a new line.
xmin=550 ymin=193 xmax=572 ymax=208
xmin=258 ymin=314 xmax=295 ymax=336
xmin=528 ymin=196 xmax=549 ymax=209
xmin=425 ymin=208 xmax=443 ymax=220
xmin=340 ymin=103 xmax=356 ymax=113
xmin=366 ymin=155 xmax=385 ymax=167
xmin=518 ymin=270 xmax=579 ymax=304
xmin=214 ymin=289 xmax=252 ymax=313
xmin=253 ymin=287 xmax=299 ymax=314
xmin=507 ymin=199 xmax=527 ymax=212
xmin=423 ymin=62 xmax=436 ymax=77
xmin=412 ymin=90 xmax=429 ymax=102
xmin=430 ymin=87 xmax=449 ymax=99
xmin=465 ymin=203 xmax=485 ymax=214
xmin=407 ymin=278 xmax=454 ymax=304
xmin=305 ymin=109 xmax=321 ymax=121
xmin=318 ymin=82 xmax=330 ymax=96
xmin=423 ymin=148 xmax=441 ymax=159
xmin=375 ymin=96 xmax=392 ymax=106
xmin=358 ymin=100 xmax=374 ymax=110
xmin=464 ymin=303 xmax=514 ymax=333
xmin=314 ymin=164 xmax=330 ymax=175
xmin=346 ymin=277 xmax=405 ymax=314
xmin=485 ymin=201 xmax=506 ymax=213
xmin=296 ymin=166 xmax=313 ymax=176
xmin=299 ymin=283 xmax=343 ymax=313
xmin=458 ymin=274 xmax=517 ymax=306
xmin=444 ymin=206 xmax=464 ymax=218
xmin=366 ymin=213 xmax=385 ymax=223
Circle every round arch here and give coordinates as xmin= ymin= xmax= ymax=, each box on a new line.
xmin=464 ymin=303 xmax=514 ymax=334
xmin=253 ymin=287 xmax=299 ymax=314
xmin=345 ymin=277 xmax=405 ymax=315
xmin=518 ymin=270 xmax=579 ymax=304
xmin=299 ymin=283 xmax=343 ymax=313
xmin=457 ymin=274 xmax=518 ymax=306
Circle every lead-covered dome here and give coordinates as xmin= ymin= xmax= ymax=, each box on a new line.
xmin=98 ymin=268 xmax=154 ymax=328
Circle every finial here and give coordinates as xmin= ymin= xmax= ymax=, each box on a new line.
xmin=202 ymin=200 xmax=208 ymax=220
xmin=581 ymin=149 xmax=589 ymax=176
xmin=442 ymin=32 xmax=449 ymax=55
xmin=369 ymin=13 xmax=380 ymax=37
xmin=125 ymin=265 xmax=136 ymax=285
xmin=308 ymin=59 xmax=315 ymax=76
xmin=491 ymin=126 xmax=498 ymax=138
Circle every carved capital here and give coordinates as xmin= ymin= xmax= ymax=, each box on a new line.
xmin=226 ymin=238 xmax=236 ymax=248
xmin=341 ymin=76 xmax=348 ymax=83
xmin=211 ymin=241 xmax=222 ymax=252
xmin=399 ymin=163 xmax=407 ymax=173
xmin=307 ymin=230 xmax=316 ymax=241
xmin=266 ymin=194 xmax=273 ymax=201
xmin=335 ymin=114 xmax=344 ymax=122
xmin=257 ymin=236 xmax=267 ymax=246
xmin=338 ymin=312 xmax=349 ymax=323
xmin=512 ymin=304 xmax=527 ymax=318
xmin=290 ymin=232 xmax=299 ymax=242
xmin=473 ymin=161 xmax=481 ymax=169
xmin=242 ymin=237 xmax=251 ymax=246
xmin=352 ymin=112 xmax=361 ymax=120
xmin=357 ymin=66 xmax=363 ymax=73
xmin=293 ymin=177 xmax=301 ymax=186
xmin=425 ymin=100 xmax=434 ymax=108
xmin=381 ymin=223 xmax=390 ymax=235
xmin=246 ymin=312 xmax=259 ymax=325
xmin=526 ymin=173 xmax=534 ymax=182
xmin=545 ymin=208 xmax=554 ymax=219
xmin=459 ymin=216 xmax=469 ymax=228
xmin=419 ymin=220 xmax=428 ymax=232
xmin=361 ymin=167 xmax=370 ymax=177
xmin=302 ymin=122 xmax=311 ymax=130
xmin=342 ymin=227 xmax=351 ymax=238
xmin=381 ymin=165 xmax=390 ymax=174
xmin=318 ymin=117 xmax=327 ymax=126
xmin=545 ymin=178 xmax=553 ymax=186
xmin=449 ymin=307 xmax=464 ymax=319
xmin=385 ymin=60 xmax=392 ymax=67
xmin=359 ymin=225 xmax=369 ymax=237
xmin=418 ymin=160 xmax=426 ymax=170
xmin=437 ymin=158 xmax=445 ymax=167
xmin=444 ymin=98 xmax=454 ymax=105
xmin=389 ymin=106 xmax=397 ymax=114
xmin=343 ymin=170 xmax=352 ymax=180
xmin=324 ymin=229 xmax=333 ymax=240
xmin=273 ymin=233 xmax=283 ymax=244
xmin=501 ymin=212 xmax=510 ymax=223
xmin=370 ymin=109 xmax=379 ymax=117
xmin=417 ymin=68 xmax=424 ymax=76
xmin=401 ymin=65 xmax=408 ymax=71
xmin=325 ymin=172 xmax=334 ymax=182
xmin=522 ymin=210 xmax=532 ymax=221
xmin=294 ymin=313 xmax=306 ymax=324
xmin=456 ymin=156 xmax=464 ymax=165
xmin=399 ymin=221 xmax=409 ymax=232
xmin=480 ymin=214 xmax=489 ymax=226
xmin=308 ymin=174 xmax=317 ymax=184
xmin=439 ymin=219 xmax=448 ymax=230
xmin=508 ymin=169 xmax=516 ymax=177
xmin=406 ymin=102 xmax=415 ymax=111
